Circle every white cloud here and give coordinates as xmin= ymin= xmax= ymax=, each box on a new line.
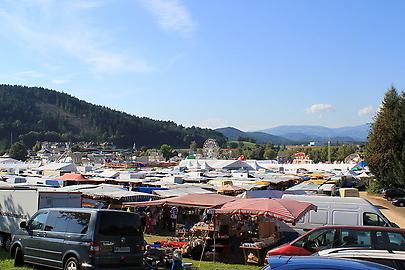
xmin=51 ymin=79 xmax=69 ymax=85
xmin=139 ymin=0 xmax=195 ymax=36
xmin=358 ymin=106 xmax=374 ymax=116
xmin=14 ymin=70 xmax=45 ymax=78
xmin=306 ymin=103 xmax=334 ymax=114
xmin=0 ymin=1 xmax=154 ymax=74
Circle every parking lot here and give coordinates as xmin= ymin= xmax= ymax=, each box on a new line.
xmin=361 ymin=192 xmax=405 ymax=227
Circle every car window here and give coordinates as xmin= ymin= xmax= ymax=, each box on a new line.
xmin=64 ymin=212 xmax=91 ymax=234
xmin=45 ymin=211 xmax=68 ymax=232
xmin=339 ymin=229 xmax=371 ymax=248
xmin=363 ymin=213 xmax=388 ymax=227
xmin=98 ymin=212 xmax=142 ymax=236
xmin=292 ymin=229 xmax=336 ymax=251
xmin=28 ymin=212 xmax=48 ymax=231
xmin=374 ymin=231 xmax=405 ymax=251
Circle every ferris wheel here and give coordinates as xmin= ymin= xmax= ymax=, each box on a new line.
xmin=344 ymin=153 xmax=361 ymax=164
xmin=203 ymin=138 xmax=220 ymax=159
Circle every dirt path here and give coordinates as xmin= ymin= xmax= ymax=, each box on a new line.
xmin=360 ymin=192 xmax=405 ymax=228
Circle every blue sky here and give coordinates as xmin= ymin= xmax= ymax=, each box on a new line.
xmin=0 ymin=0 xmax=404 ymax=131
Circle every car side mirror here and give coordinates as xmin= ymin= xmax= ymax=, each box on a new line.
xmin=20 ymin=221 xmax=27 ymax=229
xmin=44 ymin=225 xmax=53 ymax=231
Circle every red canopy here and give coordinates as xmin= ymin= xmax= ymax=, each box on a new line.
xmin=56 ymin=173 xmax=88 ymax=181
xmin=124 ymin=193 xmax=238 ymax=208
xmin=215 ymin=198 xmax=316 ymax=224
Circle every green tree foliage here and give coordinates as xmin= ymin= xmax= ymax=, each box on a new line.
xmin=32 ymin=141 xmax=42 ymax=152
xmin=189 ymin=141 xmax=198 ymax=152
xmin=0 ymin=85 xmax=226 ymax=148
xmin=8 ymin=142 xmax=28 ymax=161
xmin=365 ymin=87 xmax=405 ymax=188
xmin=160 ymin=144 xmax=174 ymax=161
xmin=278 ymin=145 xmax=358 ymax=163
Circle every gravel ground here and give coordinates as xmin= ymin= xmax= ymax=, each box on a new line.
xmin=360 ymin=191 xmax=405 ymax=228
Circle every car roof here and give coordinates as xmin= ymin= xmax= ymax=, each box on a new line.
xmin=268 ymin=256 xmax=395 ymax=270
xmin=38 ymin=208 xmax=136 ymax=214
xmin=308 ymin=225 xmax=405 ymax=233
xmin=318 ymin=248 xmax=405 ymax=259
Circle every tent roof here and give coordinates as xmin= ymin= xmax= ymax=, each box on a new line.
xmin=125 ymin=193 xmax=237 ymax=208
xmin=152 ymin=187 xmax=212 ymax=198
xmin=238 ymin=190 xmax=284 ymax=199
xmin=215 ymin=198 xmax=316 ymax=223
xmin=216 ymin=184 xmax=245 ymax=192
xmin=55 ymin=173 xmax=88 ymax=181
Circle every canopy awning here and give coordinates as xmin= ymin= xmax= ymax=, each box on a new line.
xmin=55 ymin=173 xmax=88 ymax=181
xmin=215 ymin=198 xmax=316 ymax=223
xmin=124 ymin=193 xmax=237 ymax=208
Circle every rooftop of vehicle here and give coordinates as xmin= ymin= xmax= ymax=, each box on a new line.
xmin=268 ymin=256 xmax=395 ymax=269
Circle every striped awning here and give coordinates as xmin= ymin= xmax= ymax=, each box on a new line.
xmin=215 ymin=198 xmax=316 ymax=224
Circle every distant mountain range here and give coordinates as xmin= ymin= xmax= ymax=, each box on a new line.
xmin=216 ymin=124 xmax=370 ymax=145
xmin=260 ymin=124 xmax=370 ymax=143
xmin=215 ymin=127 xmax=293 ymax=145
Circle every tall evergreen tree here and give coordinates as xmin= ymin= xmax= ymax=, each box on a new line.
xmin=365 ymin=86 xmax=405 ymax=187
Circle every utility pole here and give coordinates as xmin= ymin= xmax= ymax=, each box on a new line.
xmin=10 ymin=131 xmax=13 ymax=146
xmin=328 ymin=140 xmax=331 ymax=163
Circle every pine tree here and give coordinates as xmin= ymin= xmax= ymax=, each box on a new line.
xmin=365 ymin=86 xmax=405 ymax=187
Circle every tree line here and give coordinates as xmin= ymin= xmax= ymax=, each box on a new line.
xmin=0 ymin=84 xmax=226 ymax=153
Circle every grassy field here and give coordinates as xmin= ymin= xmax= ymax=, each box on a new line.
xmin=0 ymin=247 xmax=260 ymax=270
xmin=0 ymin=249 xmax=33 ymax=270
xmin=228 ymin=141 xmax=256 ymax=148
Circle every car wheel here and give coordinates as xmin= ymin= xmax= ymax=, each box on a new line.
xmin=14 ymin=246 xmax=24 ymax=267
xmin=64 ymin=257 xmax=81 ymax=270
xmin=400 ymin=202 xmax=404 ymax=207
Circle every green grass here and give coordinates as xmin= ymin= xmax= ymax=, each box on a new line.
xmin=184 ymin=258 xmax=260 ymax=270
xmin=0 ymin=240 xmax=260 ymax=270
xmin=0 ymin=249 xmax=33 ymax=270
xmin=229 ymin=141 xmax=256 ymax=148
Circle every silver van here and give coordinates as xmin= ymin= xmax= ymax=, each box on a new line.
xmin=10 ymin=208 xmax=144 ymax=270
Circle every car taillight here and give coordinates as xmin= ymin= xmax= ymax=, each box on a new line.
xmin=89 ymin=242 xmax=100 ymax=255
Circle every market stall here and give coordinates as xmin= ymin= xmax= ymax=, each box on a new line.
xmin=215 ymin=198 xmax=316 ymax=265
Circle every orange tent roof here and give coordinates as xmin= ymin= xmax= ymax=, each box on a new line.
xmin=56 ymin=173 xmax=88 ymax=181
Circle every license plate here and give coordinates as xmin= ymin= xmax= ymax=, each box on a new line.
xmin=114 ymin=247 xmax=130 ymax=253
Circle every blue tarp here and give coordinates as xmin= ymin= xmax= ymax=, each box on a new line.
xmin=136 ymin=186 xmax=167 ymax=194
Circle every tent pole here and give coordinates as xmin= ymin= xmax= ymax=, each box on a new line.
xmin=212 ymin=211 xmax=216 ymax=263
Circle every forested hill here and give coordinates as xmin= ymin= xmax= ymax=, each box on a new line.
xmin=0 ymin=84 xmax=226 ymax=150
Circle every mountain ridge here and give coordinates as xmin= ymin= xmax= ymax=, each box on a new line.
xmin=260 ymin=124 xmax=370 ymax=142
xmin=0 ymin=84 xmax=226 ymax=150
xmin=215 ymin=127 xmax=293 ymax=145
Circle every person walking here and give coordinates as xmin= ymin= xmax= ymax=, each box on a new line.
xmin=170 ymin=206 xmax=178 ymax=232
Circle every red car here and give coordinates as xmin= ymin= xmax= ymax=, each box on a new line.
xmin=266 ymin=225 xmax=405 ymax=258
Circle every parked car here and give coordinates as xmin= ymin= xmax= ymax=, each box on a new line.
xmin=266 ymin=225 xmax=405 ymax=258
xmin=383 ymin=188 xmax=405 ymax=201
xmin=264 ymin=256 xmax=395 ymax=270
xmin=392 ymin=198 xmax=405 ymax=207
xmin=316 ymin=248 xmax=405 ymax=270
xmin=10 ymin=208 xmax=145 ymax=270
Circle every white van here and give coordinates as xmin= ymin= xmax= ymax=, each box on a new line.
xmin=281 ymin=194 xmax=393 ymax=234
